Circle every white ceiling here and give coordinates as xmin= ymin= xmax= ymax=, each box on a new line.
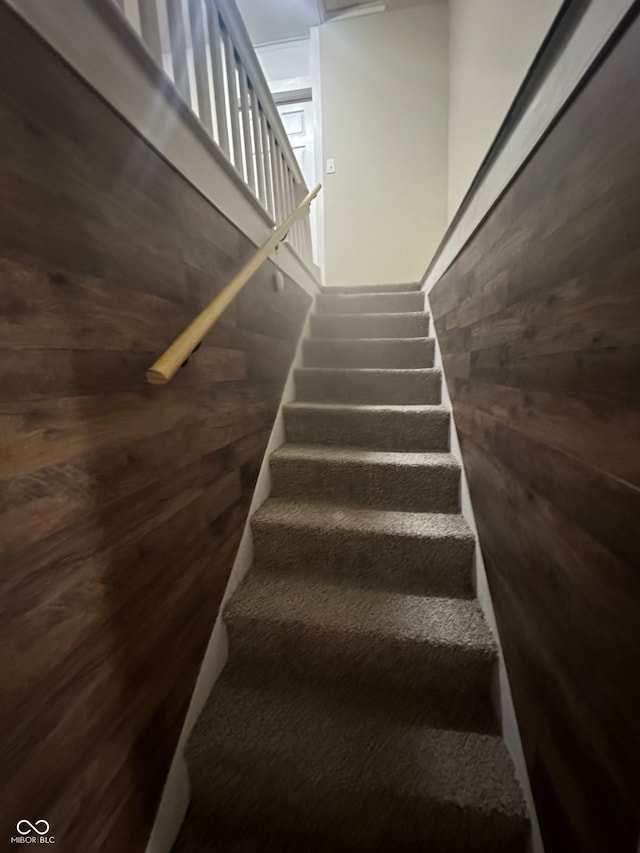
xmin=236 ymin=0 xmax=446 ymax=46
xmin=236 ymin=0 xmax=323 ymax=45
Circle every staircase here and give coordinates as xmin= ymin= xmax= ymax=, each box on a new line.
xmin=175 ymin=284 xmax=528 ymax=852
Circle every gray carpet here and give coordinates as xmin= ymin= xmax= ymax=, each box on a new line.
xmin=303 ymin=335 xmax=435 ymax=368
xmin=294 ymin=366 xmax=442 ymax=404
xmin=174 ymin=283 xmax=529 ymax=852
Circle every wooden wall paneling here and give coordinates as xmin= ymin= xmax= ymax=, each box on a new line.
xmin=430 ymin=12 xmax=640 ymax=853
xmin=0 ymin=3 xmax=311 ymax=850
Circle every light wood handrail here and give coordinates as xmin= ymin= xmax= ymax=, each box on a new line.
xmin=146 ymin=183 xmax=321 ymax=385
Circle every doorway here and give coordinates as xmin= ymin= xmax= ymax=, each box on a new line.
xmin=277 ymin=97 xmax=319 ymax=265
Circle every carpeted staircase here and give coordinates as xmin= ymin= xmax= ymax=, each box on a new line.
xmin=174 ymin=283 xmax=529 ymax=852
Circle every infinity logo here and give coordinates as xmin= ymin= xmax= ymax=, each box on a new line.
xmin=16 ymin=820 xmax=50 ymax=836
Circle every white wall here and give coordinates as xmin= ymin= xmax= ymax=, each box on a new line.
xmin=255 ymin=38 xmax=310 ymax=92
xmin=447 ymin=0 xmax=563 ymax=221
xmin=316 ymin=4 xmax=449 ymax=286
xmin=236 ymin=0 xmax=321 ymax=45
xmin=425 ymin=0 xmax=635 ymax=293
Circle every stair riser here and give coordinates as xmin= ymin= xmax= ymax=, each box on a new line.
xmin=251 ymin=519 xmax=474 ymax=598
xmin=322 ymin=282 xmax=421 ymax=294
xmin=316 ymin=292 xmax=424 ymax=314
xmin=270 ymin=456 xmax=460 ymax=512
xmin=304 ymin=337 xmax=435 ymax=369
xmin=294 ymin=368 xmax=442 ymax=405
xmin=284 ymin=407 xmax=450 ymax=452
xmin=310 ymin=312 xmax=429 ymax=339
xmin=227 ymin=618 xmax=496 ymax=733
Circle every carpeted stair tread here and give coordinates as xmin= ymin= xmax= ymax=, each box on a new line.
xmin=316 ymin=290 xmax=424 ymax=315
xmin=251 ymin=497 xmax=474 ymax=597
xmin=270 ymin=443 xmax=460 ymax=512
xmin=225 ymin=571 xmax=497 ymax=732
xmin=254 ymin=497 xmax=472 ymax=542
xmin=284 ymin=401 xmax=450 ymax=451
xmin=229 ymin=570 xmax=495 ymax=655
xmin=304 ymin=335 xmax=435 ymax=368
xmin=294 ymin=366 xmax=442 ymax=404
xmin=310 ymin=310 xmax=429 ymax=339
xmin=181 ymin=671 xmax=528 ymax=853
xmin=322 ymin=281 xmax=422 ymax=293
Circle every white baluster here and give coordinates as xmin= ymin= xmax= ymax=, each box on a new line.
xmin=205 ymin=2 xmax=229 ymax=154
xmin=239 ymin=70 xmax=255 ymax=191
xmin=270 ymin=136 xmax=283 ymax=221
xmin=166 ymin=0 xmax=191 ymax=102
xmin=251 ymin=90 xmax=266 ymax=207
xmin=223 ymin=29 xmax=242 ymax=172
xmin=188 ymin=0 xmax=214 ymax=135
xmin=261 ymin=113 xmax=275 ymax=218
xmin=304 ymin=215 xmax=313 ymax=262
xmin=296 ymin=217 xmax=305 ymax=257
xmin=280 ymin=147 xmax=290 ymax=219
xmin=137 ymin=0 xmax=163 ymax=64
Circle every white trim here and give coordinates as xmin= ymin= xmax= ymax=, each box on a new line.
xmin=428 ymin=305 xmax=545 ymax=853
xmin=325 ymin=3 xmax=387 ymax=22
xmin=273 ymin=87 xmax=313 ymax=104
xmin=422 ymin=0 xmax=636 ymax=294
xmin=309 ymin=25 xmax=326 ymax=284
xmin=6 ymin=0 xmax=320 ymax=296
xmin=145 ymin=299 xmax=315 ymax=853
xmin=254 ymin=35 xmax=312 ymax=52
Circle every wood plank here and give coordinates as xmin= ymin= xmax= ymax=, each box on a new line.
xmin=451 ymin=378 xmax=640 ymax=485
xmin=430 ymin=13 xmax=640 ymax=852
xmin=0 ymin=412 xmax=268 ymax=554
xmin=0 ymin=5 xmax=312 ymax=851
xmin=458 ymin=408 xmax=640 ymax=568
xmin=436 ymin=246 xmax=640 ymax=359
xmin=1 ymin=474 xmax=244 ymax=740
xmin=455 ymin=436 xmax=640 ymax=852
xmin=0 ymin=345 xmax=247 ymax=400
xmin=484 ymin=550 xmax=639 ymax=853
xmin=0 ymin=385 xmax=272 ymax=479
xmin=3 ymin=510 xmax=246 ymax=851
xmin=0 ymin=256 xmax=193 ymax=351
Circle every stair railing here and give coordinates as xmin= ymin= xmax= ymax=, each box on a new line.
xmin=112 ymin=0 xmax=315 ymax=266
xmin=146 ymin=182 xmax=321 ymax=384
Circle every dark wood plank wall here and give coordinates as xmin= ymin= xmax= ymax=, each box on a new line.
xmin=0 ymin=6 xmax=311 ymax=851
xmin=430 ymin=14 xmax=640 ymax=853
